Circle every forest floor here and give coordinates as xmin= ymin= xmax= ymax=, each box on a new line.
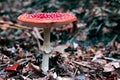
xmin=0 ymin=0 xmax=120 ymax=80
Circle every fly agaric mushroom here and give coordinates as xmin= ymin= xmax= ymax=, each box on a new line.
xmin=18 ymin=12 xmax=76 ymax=72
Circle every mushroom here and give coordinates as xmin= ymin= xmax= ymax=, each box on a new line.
xmin=18 ymin=12 xmax=76 ymax=72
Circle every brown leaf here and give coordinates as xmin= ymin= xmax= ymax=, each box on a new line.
xmin=88 ymin=48 xmax=96 ymax=54
xmin=56 ymin=23 xmax=73 ymax=31
xmin=92 ymin=50 xmax=103 ymax=61
xmin=22 ymin=63 xmax=30 ymax=74
xmin=103 ymin=63 xmax=114 ymax=72
xmin=28 ymin=62 xmax=41 ymax=73
xmin=53 ymin=44 xmax=68 ymax=53
xmin=109 ymin=61 xmax=120 ymax=68
xmin=92 ymin=59 xmax=107 ymax=65
xmin=102 ymin=27 xmax=111 ymax=34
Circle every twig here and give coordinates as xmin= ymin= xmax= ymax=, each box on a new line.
xmin=73 ymin=68 xmax=78 ymax=77
xmin=106 ymin=34 xmax=118 ymax=47
xmin=103 ymin=57 xmax=118 ymax=61
xmin=31 ymin=30 xmax=41 ymax=51
xmin=85 ymin=19 xmax=96 ymax=32
xmin=96 ymin=23 xmax=103 ymax=34
xmin=73 ymin=61 xmax=96 ymax=70
xmin=0 ymin=20 xmax=31 ymax=30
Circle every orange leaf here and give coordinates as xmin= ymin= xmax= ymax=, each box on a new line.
xmin=6 ymin=63 xmax=19 ymax=71
xmin=88 ymin=48 xmax=96 ymax=54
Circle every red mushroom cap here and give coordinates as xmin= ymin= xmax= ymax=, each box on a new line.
xmin=18 ymin=12 xmax=76 ymax=28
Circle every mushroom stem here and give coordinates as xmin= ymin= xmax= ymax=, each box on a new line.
xmin=41 ymin=53 xmax=50 ymax=72
xmin=41 ymin=28 xmax=52 ymax=53
xmin=41 ymin=27 xmax=51 ymax=72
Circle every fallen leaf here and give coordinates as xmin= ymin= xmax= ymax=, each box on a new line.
xmin=88 ymin=48 xmax=96 ymax=54
xmin=109 ymin=61 xmax=120 ymax=68
xmin=22 ymin=63 xmax=30 ymax=74
xmin=6 ymin=63 xmax=19 ymax=71
xmin=92 ymin=50 xmax=103 ymax=61
xmin=53 ymin=44 xmax=68 ymax=53
xmin=103 ymin=63 xmax=114 ymax=72
xmin=28 ymin=62 xmax=41 ymax=73
xmin=92 ymin=59 xmax=107 ymax=65
xmin=16 ymin=52 xmax=25 ymax=58
xmin=56 ymin=23 xmax=73 ymax=31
